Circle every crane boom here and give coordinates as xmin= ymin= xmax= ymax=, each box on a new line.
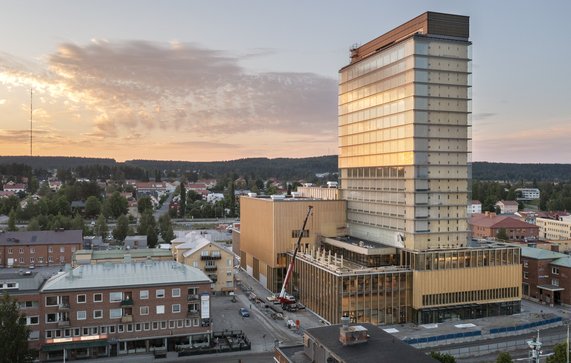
xmin=278 ymin=205 xmax=313 ymax=304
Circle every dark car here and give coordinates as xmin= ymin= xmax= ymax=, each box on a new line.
xmin=239 ymin=307 xmax=250 ymax=317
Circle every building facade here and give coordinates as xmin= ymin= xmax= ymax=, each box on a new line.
xmin=469 ymin=200 xmax=482 ymax=214
xmin=238 ymin=196 xmax=346 ymax=293
xmin=339 ymin=12 xmax=472 ymax=251
xmin=470 ymin=213 xmax=539 ymax=241
xmin=521 ymin=246 xmax=571 ymax=306
xmin=38 ymin=261 xmax=212 ymax=361
xmin=516 ymin=188 xmax=540 ymax=201
xmin=495 ymin=200 xmax=519 ymax=214
xmin=0 ymin=230 xmax=83 ymax=268
xmin=536 ymin=217 xmax=571 ymax=241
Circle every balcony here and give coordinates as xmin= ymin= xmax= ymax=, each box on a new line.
xmin=201 ymin=255 xmax=222 ymax=260
xmin=204 ymin=265 xmax=217 ymax=272
xmin=57 ymin=320 xmax=70 ymax=327
xmin=121 ymin=298 xmax=134 ymax=306
xmin=187 ymin=294 xmax=200 ymax=301
xmin=58 ymin=303 xmax=70 ymax=311
xmin=121 ymin=315 xmax=133 ymax=323
xmin=187 ymin=310 xmax=200 ymax=317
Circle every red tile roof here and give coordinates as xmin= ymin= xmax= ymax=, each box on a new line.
xmin=470 ymin=213 xmax=539 ymax=229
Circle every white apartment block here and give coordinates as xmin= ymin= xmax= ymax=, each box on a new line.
xmin=536 ymin=217 xmax=571 ymax=240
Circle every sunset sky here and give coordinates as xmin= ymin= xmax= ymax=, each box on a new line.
xmin=1 ymin=1 xmax=570 ymax=163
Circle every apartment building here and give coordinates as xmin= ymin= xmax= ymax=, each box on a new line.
xmin=172 ymin=233 xmax=235 ymax=293
xmin=0 ymin=270 xmax=45 ymax=351
xmin=0 ymin=230 xmax=83 ymax=268
xmin=38 ymin=261 xmax=212 ymax=361
xmin=495 ymin=200 xmax=519 ymax=214
xmin=516 ymin=188 xmax=540 ymax=201
xmin=536 ymin=216 xmax=571 ymax=241
xmin=469 ymin=200 xmax=482 ymax=214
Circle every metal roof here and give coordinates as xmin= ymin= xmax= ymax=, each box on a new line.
xmin=551 ymin=256 xmax=571 ymax=268
xmin=0 ymin=230 xmax=83 ymax=245
xmin=520 ymin=246 xmax=567 ymax=260
xmin=41 ymin=261 xmax=210 ymax=292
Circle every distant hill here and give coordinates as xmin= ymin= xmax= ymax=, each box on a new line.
xmin=1 ymin=156 xmax=571 ymax=182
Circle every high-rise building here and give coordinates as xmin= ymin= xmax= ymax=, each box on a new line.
xmin=339 ymin=12 xmax=471 ymax=251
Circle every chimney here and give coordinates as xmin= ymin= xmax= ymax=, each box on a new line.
xmin=339 ymin=318 xmax=369 ymax=346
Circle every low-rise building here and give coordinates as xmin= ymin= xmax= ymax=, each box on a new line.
xmin=173 ymin=231 xmax=234 ymax=293
xmin=469 ymin=200 xmax=482 ymax=214
xmin=495 ymin=200 xmax=519 ymax=214
xmin=521 ymin=246 xmax=571 ymax=306
xmin=470 ymin=213 xmax=539 ymax=241
xmin=275 ymin=321 xmax=437 ymax=363
xmin=3 ymin=181 xmax=27 ymax=193
xmin=39 ymin=261 xmax=212 ymax=361
xmin=73 ymin=249 xmax=173 ymax=266
xmin=124 ymin=235 xmax=148 ymax=250
xmin=0 ymin=230 xmax=83 ymax=268
xmin=536 ymin=217 xmax=571 ymax=241
xmin=516 ymin=188 xmax=540 ymax=201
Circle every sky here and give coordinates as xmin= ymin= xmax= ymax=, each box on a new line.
xmin=0 ymin=1 xmax=570 ymax=163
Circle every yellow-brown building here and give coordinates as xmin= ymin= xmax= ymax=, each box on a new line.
xmin=172 ymin=231 xmax=235 ymax=293
xmin=73 ymin=249 xmax=173 ymax=266
xmin=238 ymin=195 xmax=346 ymax=293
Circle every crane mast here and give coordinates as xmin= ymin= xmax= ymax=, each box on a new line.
xmin=278 ymin=205 xmax=313 ymax=304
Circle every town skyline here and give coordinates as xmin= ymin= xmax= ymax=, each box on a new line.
xmin=1 ymin=1 xmax=570 ymax=163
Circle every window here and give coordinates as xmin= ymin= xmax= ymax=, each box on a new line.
xmin=172 ymin=304 xmax=181 ymax=313
xmin=19 ymin=248 xmax=24 ymax=254
xmin=201 ymin=250 xmax=209 ymax=257
xmin=77 ymin=294 xmax=86 ymax=304
xmin=156 ymin=289 xmax=165 ymax=298
xmin=127 ymin=324 xmax=133 ymax=332
xmin=552 ymin=267 xmax=560 ymax=275
xmin=135 ymin=323 xmax=141 ymax=331
xmin=108 ymin=325 xmax=116 ymax=334
xmin=30 ymin=248 xmax=35 ymax=254
xmin=140 ymin=290 xmax=149 ymax=299
xmin=30 ymin=257 xmax=35 ymax=264
xmin=101 ymin=326 xmax=107 ymax=334
xmin=60 ymin=247 xmax=65 ymax=253
xmin=71 ymin=247 xmax=76 ymax=252
xmin=144 ymin=322 xmax=150 ymax=331
xmin=110 ymin=308 xmax=122 ymax=319
xmin=152 ymin=322 xmax=159 ymax=330
xmin=156 ymin=305 xmax=165 ymax=314
xmin=161 ymin=321 xmax=167 ymax=329
xmin=552 ymin=279 xmax=560 ymax=287
xmin=48 ymin=246 xmax=53 ymax=253
xmin=118 ymin=324 xmax=124 ymax=333
xmin=7 ymin=248 xmax=12 ymax=255
xmin=291 ymin=230 xmax=309 ymax=238
xmin=48 ymin=256 xmax=53 ymax=263
xmin=93 ymin=310 xmax=103 ymax=319
xmin=46 ymin=296 xmax=58 ymax=306
xmin=93 ymin=293 xmax=103 ymax=303
xmin=524 ymin=272 xmax=528 ymax=279
xmin=140 ymin=306 xmax=149 ymax=315
xmin=77 ymin=311 xmax=86 ymax=320
xmin=172 ymin=288 xmax=181 ymax=297
xmin=109 ymin=292 xmax=123 ymax=302
xmin=28 ymin=316 xmax=39 ymax=325
xmin=74 ymin=328 xmax=80 ymax=336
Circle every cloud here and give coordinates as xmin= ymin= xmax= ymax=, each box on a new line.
xmin=472 ymin=112 xmax=496 ymax=121
xmin=0 ymin=40 xmax=337 ymax=142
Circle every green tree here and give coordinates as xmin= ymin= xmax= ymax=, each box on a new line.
xmin=27 ymin=218 xmax=41 ymax=231
xmin=104 ymin=192 xmax=128 ymax=219
xmin=496 ymin=228 xmax=509 ymax=241
xmin=84 ymin=196 xmax=102 ymax=219
xmin=137 ymin=211 xmax=158 ymax=248
xmin=547 ymin=341 xmax=567 ymax=363
xmin=93 ymin=214 xmax=108 ymax=240
xmin=429 ymin=352 xmax=456 ymax=363
xmin=7 ymin=209 xmax=18 ymax=231
xmin=27 ymin=176 xmax=39 ymax=194
xmin=56 ymin=196 xmax=71 ymax=216
xmin=71 ymin=214 xmax=86 ymax=234
xmin=137 ymin=196 xmax=153 ymax=214
xmin=496 ymin=352 xmax=513 ymax=363
xmin=113 ymin=214 xmax=129 ymax=242
xmin=179 ymin=183 xmax=186 ymax=218
xmin=158 ymin=213 xmax=175 ymax=243
xmin=0 ymin=292 xmax=34 ymax=363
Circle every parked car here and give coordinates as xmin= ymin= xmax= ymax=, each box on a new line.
xmin=239 ymin=308 xmax=250 ymax=317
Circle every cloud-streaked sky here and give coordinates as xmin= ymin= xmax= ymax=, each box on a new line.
xmin=1 ymin=1 xmax=570 ymax=163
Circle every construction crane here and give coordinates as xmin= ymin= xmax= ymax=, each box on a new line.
xmin=278 ymin=205 xmax=313 ymax=306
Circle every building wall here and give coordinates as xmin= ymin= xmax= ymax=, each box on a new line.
xmin=339 ymin=33 xmax=472 ymax=251
xmin=239 ymin=197 xmax=346 ymax=292
xmin=0 ymin=242 xmax=82 ymax=268
xmin=472 ymin=224 xmax=538 ymax=241
xmin=182 ymin=244 xmax=235 ymax=292
xmin=297 ymin=187 xmax=339 ymax=200
xmin=537 ymin=218 xmax=571 ymax=240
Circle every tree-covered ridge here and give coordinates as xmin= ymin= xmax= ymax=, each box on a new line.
xmin=472 ymin=162 xmax=571 ymax=181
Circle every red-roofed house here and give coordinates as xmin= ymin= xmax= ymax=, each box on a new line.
xmin=3 ymin=181 xmax=26 ymax=193
xmin=495 ymin=200 xmax=519 ymax=214
xmin=187 ymin=183 xmax=208 ymax=198
xmin=470 ymin=212 xmax=539 ymax=241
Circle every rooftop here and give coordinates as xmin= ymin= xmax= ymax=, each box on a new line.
xmin=41 ymin=261 xmax=211 ymax=291
xmin=520 ymin=246 xmax=567 ymax=260
xmin=470 ymin=214 xmax=539 ymax=229
xmin=296 ymin=323 xmax=437 ymax=363
xmin=0 ymin=230 xmax=83 ymax=246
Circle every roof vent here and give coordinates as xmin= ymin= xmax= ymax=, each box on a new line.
xmin=339 ymin=323 xmax=369 ymax=346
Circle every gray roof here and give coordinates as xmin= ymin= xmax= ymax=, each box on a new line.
xmin=0 ymin=270 xmax=46 ymax=293
xmin=303 ymin=323 xmax=437 ymax=363
xmin=551 ymin=256 xmax=571 ymax=268
xmin=41 ymin=261 xmax=211 ymax=292
xmin=0 ymin=230 xmax=83 ymax=245
xmin=520 ymin=246 xmax=567 ymax=260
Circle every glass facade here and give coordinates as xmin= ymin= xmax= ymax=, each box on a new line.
xmin=339 ymin=35 xmax=472 ymax=251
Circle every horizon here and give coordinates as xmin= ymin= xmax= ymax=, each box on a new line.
xmin=1 ymin=1 xmax=570 ymax=163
